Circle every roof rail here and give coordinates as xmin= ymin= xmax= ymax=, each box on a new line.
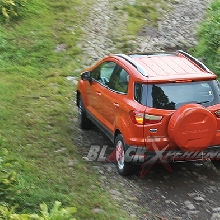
xmin=177 ymin=50 xmax=212 ymax=73
xmin=115 ymin=54 xmax=148 ymax=76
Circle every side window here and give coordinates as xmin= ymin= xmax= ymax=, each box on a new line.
xmin=134 ymin=83 xmax=143 ymax=103
xmin=91 ymin=62 xmax=116 ymax=86
xmin=91 ymin=65 xmax=101 ymax=81
xmin=108 ymin=65 xmax=129 ymax=94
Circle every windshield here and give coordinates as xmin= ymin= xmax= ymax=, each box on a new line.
xmin=144 ymin=80 xmax=220 ymax=110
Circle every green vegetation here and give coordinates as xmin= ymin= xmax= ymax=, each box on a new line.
xmin=0 ymin=0 xmax=27 ymax=20
xmin=122 ymin=0 xmax=172 ymax=35
xmin=0 ymin=0 xmax=132 ymax=219
xmin=113 ymin=0 xmax=173 ymax=52
xmin=193 ymin=0 xmax=220 ymax=74
xmin=0 ymin=201 xmax=77 ymax=219
xmin=0 ymin=143 xmax=18 ymax=204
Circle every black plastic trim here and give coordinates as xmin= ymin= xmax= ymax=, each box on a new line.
xmin=115 ymin=54 xmax=148 ymax=76
xmin=177 ymin=50 xmax=212 ymax=73
xmin=86 ymin=110 xmax=114 ymax=142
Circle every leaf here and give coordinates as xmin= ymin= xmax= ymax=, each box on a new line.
xmin=50 ymin=201 xmax=62 ymax=214
xmin=2 ymin=7 xmax=9 ymax=18
xmin=2 ymin=178 xmax=10 ymax=184
xmin=40 ymin=203 xmax=49 ymax=217
xmin=27 ymin=213 xmax=42 ymax=219
xmin=11 ymin=10 xmax=18 ymax=16
xmin=66 ymin=207 xmax=77 ymax=214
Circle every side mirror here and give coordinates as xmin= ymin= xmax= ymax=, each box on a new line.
xmin=81 ymin=71 xmax=92 ymax=84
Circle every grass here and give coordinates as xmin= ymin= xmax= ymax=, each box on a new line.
xmin=0 ymin=0 xmax=172 ymax=219
xmin=0 ymin=0 xmax=132 ymax=219
xmin=122 ymin=0 xmax=173 ymax=35
xmin=110 ymin=0 xmax=173 ymax=53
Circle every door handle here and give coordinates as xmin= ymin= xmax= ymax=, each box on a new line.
xmin=113 ymin=102 xmax=119 ymax=108
xmin=96 ymin=91 xmax=101 ymax=96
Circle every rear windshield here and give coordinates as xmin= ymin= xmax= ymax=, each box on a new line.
xmin=134 ymin=80 xmax=220 ymax=110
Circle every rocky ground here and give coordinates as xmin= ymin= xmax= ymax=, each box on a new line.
xmin=79 ymin=0 xmax=212 ymax=67
xmin=73 ymin=0 xmax=220 ymax=219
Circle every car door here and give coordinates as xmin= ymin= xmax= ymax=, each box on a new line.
xmin=101 ymin=63 xmax=130 ymax=133
xmin=85 ymin=61 xmax=116 ymax=125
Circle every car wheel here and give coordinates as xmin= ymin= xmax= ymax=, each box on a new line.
xmin=78 ymin=96 xmax=92 ymax=130
xmin=115 ymin=134 xmax=135 ymax=176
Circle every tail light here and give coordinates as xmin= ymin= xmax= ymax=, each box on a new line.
xmin=129 ymin=110 xmax=163 ymax=125
xmin=215 ymin=110 xmax=220 ymax=118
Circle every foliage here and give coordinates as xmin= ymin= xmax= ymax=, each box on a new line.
xmin=0 ymin=139 xmax=18 ymax=205
xmin=0 ymin=0 xmax=27 ymax=19
xmin=193 ymin=0 xmax=220 ymax=74
xmin=0 ymin=201 xmax=77 ymax=219
xmin=0 ymin=0 xmax=134 ymax=218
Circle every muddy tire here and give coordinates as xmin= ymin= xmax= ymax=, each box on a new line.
xmin=115 ymin=134 xmax=135 ymax=176
xmin=78 ymin=96 xmax=92 ymax=130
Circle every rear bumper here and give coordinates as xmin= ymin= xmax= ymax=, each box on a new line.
xmin=124 ymin=144 xmax=220 ymax=164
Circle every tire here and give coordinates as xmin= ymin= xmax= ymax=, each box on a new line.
xmin=115 ymin=134 xmax=135 ymax=176
xmin=78 ymin=96 xmax=92 ymax=130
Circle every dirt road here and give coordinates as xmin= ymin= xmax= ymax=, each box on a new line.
xmin=74 ymin=1 xmax=220 ymax=219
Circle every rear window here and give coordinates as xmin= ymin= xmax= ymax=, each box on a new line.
xmin=134 ymin=80 xmax=220 ymax=110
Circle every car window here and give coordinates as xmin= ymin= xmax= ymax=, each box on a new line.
xmin=134 ymin=83 xmax=143 ymax=103
xmin=91 ymin=61 xmax=116 ymax=86
xmin=108 ymin=65 xmax=129 ymax=94
xmin=135 ymin=80 xmax=220 ymax=110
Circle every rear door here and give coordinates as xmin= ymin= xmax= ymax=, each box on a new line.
xmin=143 ymin=80 xmax=220 ymax=150
xmin=101 ymin=64 xmax=130 ymax=133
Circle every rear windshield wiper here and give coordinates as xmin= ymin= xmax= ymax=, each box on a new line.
xmin=197 ymin=100 xmax=210 ymax=104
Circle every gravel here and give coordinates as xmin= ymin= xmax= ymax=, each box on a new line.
xmin=80 ymin=0 xmax=212 ymax=66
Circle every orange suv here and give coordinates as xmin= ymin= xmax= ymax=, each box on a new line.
xmin=76 ymin=50 xmax=220 ymax=176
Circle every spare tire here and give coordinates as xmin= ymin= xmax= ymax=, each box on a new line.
xmin=168 ymin=104 xmax=217 ymax=152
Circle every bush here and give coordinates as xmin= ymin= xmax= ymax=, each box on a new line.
xmin=0 ymin=139 xmax=18 ymax=205
xmin=0 ymin=140 xmax=77 ymax=219
xmin=0 ymin=0 xmax=27 ymax=19
xmin=0 ymin=201 xmax=77 ymax=219
xmin=193 ymin=0 xmax=220 ymax=74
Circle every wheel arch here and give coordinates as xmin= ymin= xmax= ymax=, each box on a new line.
xmin=114 ymin=129 xmax=121 ymax=143
xmin=114 ymin=114 xmax=130 ymax=144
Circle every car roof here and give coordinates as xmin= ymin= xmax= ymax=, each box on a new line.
xmin=113 ymin=50 xmax=216 ymax=82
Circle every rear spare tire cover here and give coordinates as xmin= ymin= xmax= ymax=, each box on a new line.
xmin=168 ymin=104 xmax=217 ymax=152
